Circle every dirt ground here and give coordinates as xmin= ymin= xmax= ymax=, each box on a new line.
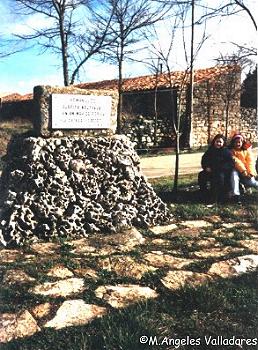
xmin=140 ymin=148 xmax=258 ymax=178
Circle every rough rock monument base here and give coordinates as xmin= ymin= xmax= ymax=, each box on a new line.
xmin=0 ymin=134 xmax=171 ymax=246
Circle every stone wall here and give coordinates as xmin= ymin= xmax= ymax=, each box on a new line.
xmin=240 ymin=107 xmax=257 ymax=142
xmin=191 ymin=70 xmax=241 ymax=147
xmin=122 ymin=116 xmax=174 ymax=149
xmin=33 ymin=85 xmax=118 ymax=137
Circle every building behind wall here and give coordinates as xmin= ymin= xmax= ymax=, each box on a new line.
xmin=1 ymin=65 xmax=255 ymax=148
xmin=78 ymin=65 xmax=248 ymax=148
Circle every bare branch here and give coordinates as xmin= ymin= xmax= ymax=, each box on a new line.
xmin=233 ymin=0 xmax=257 ymax=30
xmin=8 ymin=0 xmax=114 ymax=85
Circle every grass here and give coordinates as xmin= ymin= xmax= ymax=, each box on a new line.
xmin=150 ymin=175 xmax=258 ymax=224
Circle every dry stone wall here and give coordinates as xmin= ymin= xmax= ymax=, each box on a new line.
xmin=191 ymin=71 xmax=241 ymax=147
xmin=122 ymin=116 xmax=174 ymax=149
xmin=240 ymin=108 xmax=257 ymax=142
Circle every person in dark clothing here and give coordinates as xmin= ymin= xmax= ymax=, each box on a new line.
xmin=198 ymin=134 xmax=234 ymax=203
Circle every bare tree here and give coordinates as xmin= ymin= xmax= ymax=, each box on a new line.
xmin=12 ymin=0 xmax=114 ymax=86
xmin=0 ymin=34 xmax=25 ymax=58
xmin=145 ymin=20 xmax=187 ymax=193
xmin=94 ymin=0 xmax=169 ymax=133
xmin=144 ymin=1 xmax=209 ymax=193
xmin=214 ymin=52 xmax=244 ymax=140
xmin=196 ymin=0 xmax=257 ymax=60
xmin=196 ymin=0 xmax=256 ymax=29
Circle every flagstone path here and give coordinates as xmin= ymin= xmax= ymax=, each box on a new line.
xmin=0 ymin=219 xmax=258 ymax=343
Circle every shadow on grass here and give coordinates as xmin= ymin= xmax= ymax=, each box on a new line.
xmin=157 ymin=188 xmax=258 ymax=206
xmin=157 ymin=189 xmax=202 ymax=204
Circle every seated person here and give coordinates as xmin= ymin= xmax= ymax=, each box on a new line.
xmin=198 ymin=134 xmax=234 ymax=203
xmin=229 ymin=134 xmax=258 ymax=202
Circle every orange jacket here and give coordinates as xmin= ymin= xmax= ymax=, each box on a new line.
xmin=231 ymin=148 xmax=257 ymax=176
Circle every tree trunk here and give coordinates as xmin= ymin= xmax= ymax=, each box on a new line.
xmin=173 ymin=131 xmax=180 ymax=194
xmin=188 ymin=0 xmax=195 ymax=147
xmin=153 ymin=79 xmax=158 ymax=147
xmin=59 ymin=16 xmax=69 ymax=86
xmin=117 ymin=41 xmax=124 ymax=134
xmin=225 ymin=102 xmax=230 ymax=141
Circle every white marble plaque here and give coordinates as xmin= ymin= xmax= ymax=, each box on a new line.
xmin=52 ymin=94 xmax=112 ymax=129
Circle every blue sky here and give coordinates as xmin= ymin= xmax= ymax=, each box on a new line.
xmin=0 ymin=0 xmax=256 ymax=95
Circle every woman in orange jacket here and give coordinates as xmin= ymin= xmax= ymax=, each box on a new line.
xmin=229 ymin=134 xmax=258 ymax=201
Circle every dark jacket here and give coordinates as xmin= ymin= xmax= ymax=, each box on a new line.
xmin=201 ymin=147 xmax=234 ymax=173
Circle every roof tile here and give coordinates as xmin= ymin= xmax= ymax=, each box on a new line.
xmin=76 ymin=65 xmax=240 ymax=92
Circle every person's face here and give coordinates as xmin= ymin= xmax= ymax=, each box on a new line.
xmin=234 ymin=138 xmax=243 ymax=149
xmin=214 ymin=137 xmax=224 ymax=149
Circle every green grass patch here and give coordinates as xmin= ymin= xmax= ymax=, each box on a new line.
xmin=149 ymin=174 xmax=197 ymax=193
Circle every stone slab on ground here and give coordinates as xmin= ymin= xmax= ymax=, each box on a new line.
xmin=95 ymin=227 xmax=145 ymax=247
xmin=239 ymin=240 xmax=258 ymax=253
xmin=221 ymin=222 xmax=254 ymax=229
xmin=161 ymin=270 xmax=213 ymax=291
xmin=95 ymin=284 xmax=159 ymax=308
xmin=74 ymin=268 xmax=99 ymax=280
xmin=208 ymin=254 xmax=258 ymax=278
xmin=29 ymin=278 xmax=86 ymax=298
xmin=44 ymin=300 xmax=107 ymax=330
xmin=46 ymin=265 xmax=74 ymax=279
xmin=30 ymin=242 xmax=60 ymax=255
xmin=69 ymin=228 xmax=145 ymax=255
xmin=166 ymin=227 xmax=202 ymax=238
xmin=68 ymin=238 xmax=98 ymax=255
xmin=193 ymin=246 xmax=245 ymax=259
xmin=3 ymin=269 xmax=36 ymax=285
xmin=180 ymin=220 xmax=213 ymax=229
xmin=0 ymin=249 xmax=23 ymax=263
xmin=0 ymin=310 xmax=40 ymax=343
xmin=150 ymin=224 xmax=178 ymax=235
xmin=99 ymin=256 xmax=157 ymax=279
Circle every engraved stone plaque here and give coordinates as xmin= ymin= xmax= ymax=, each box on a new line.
xmin=52 ymin=94 xmax=112 ymax=129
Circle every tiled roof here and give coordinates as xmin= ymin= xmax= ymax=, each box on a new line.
xmin=0 ymin=65 xmax=240 ymax=102
xmin=0 ymin=93 xmax=33 ymax=102
xmin=0 ymin=93 xmax=22 ymax=101
xmin=20 ymin=93 xmax=33 ymax=101
xmin=76 ymin=65 xmax=240 ymax=92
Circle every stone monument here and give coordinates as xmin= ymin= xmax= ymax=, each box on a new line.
xmin=0 ymin=85 xmax=171 ymax=247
